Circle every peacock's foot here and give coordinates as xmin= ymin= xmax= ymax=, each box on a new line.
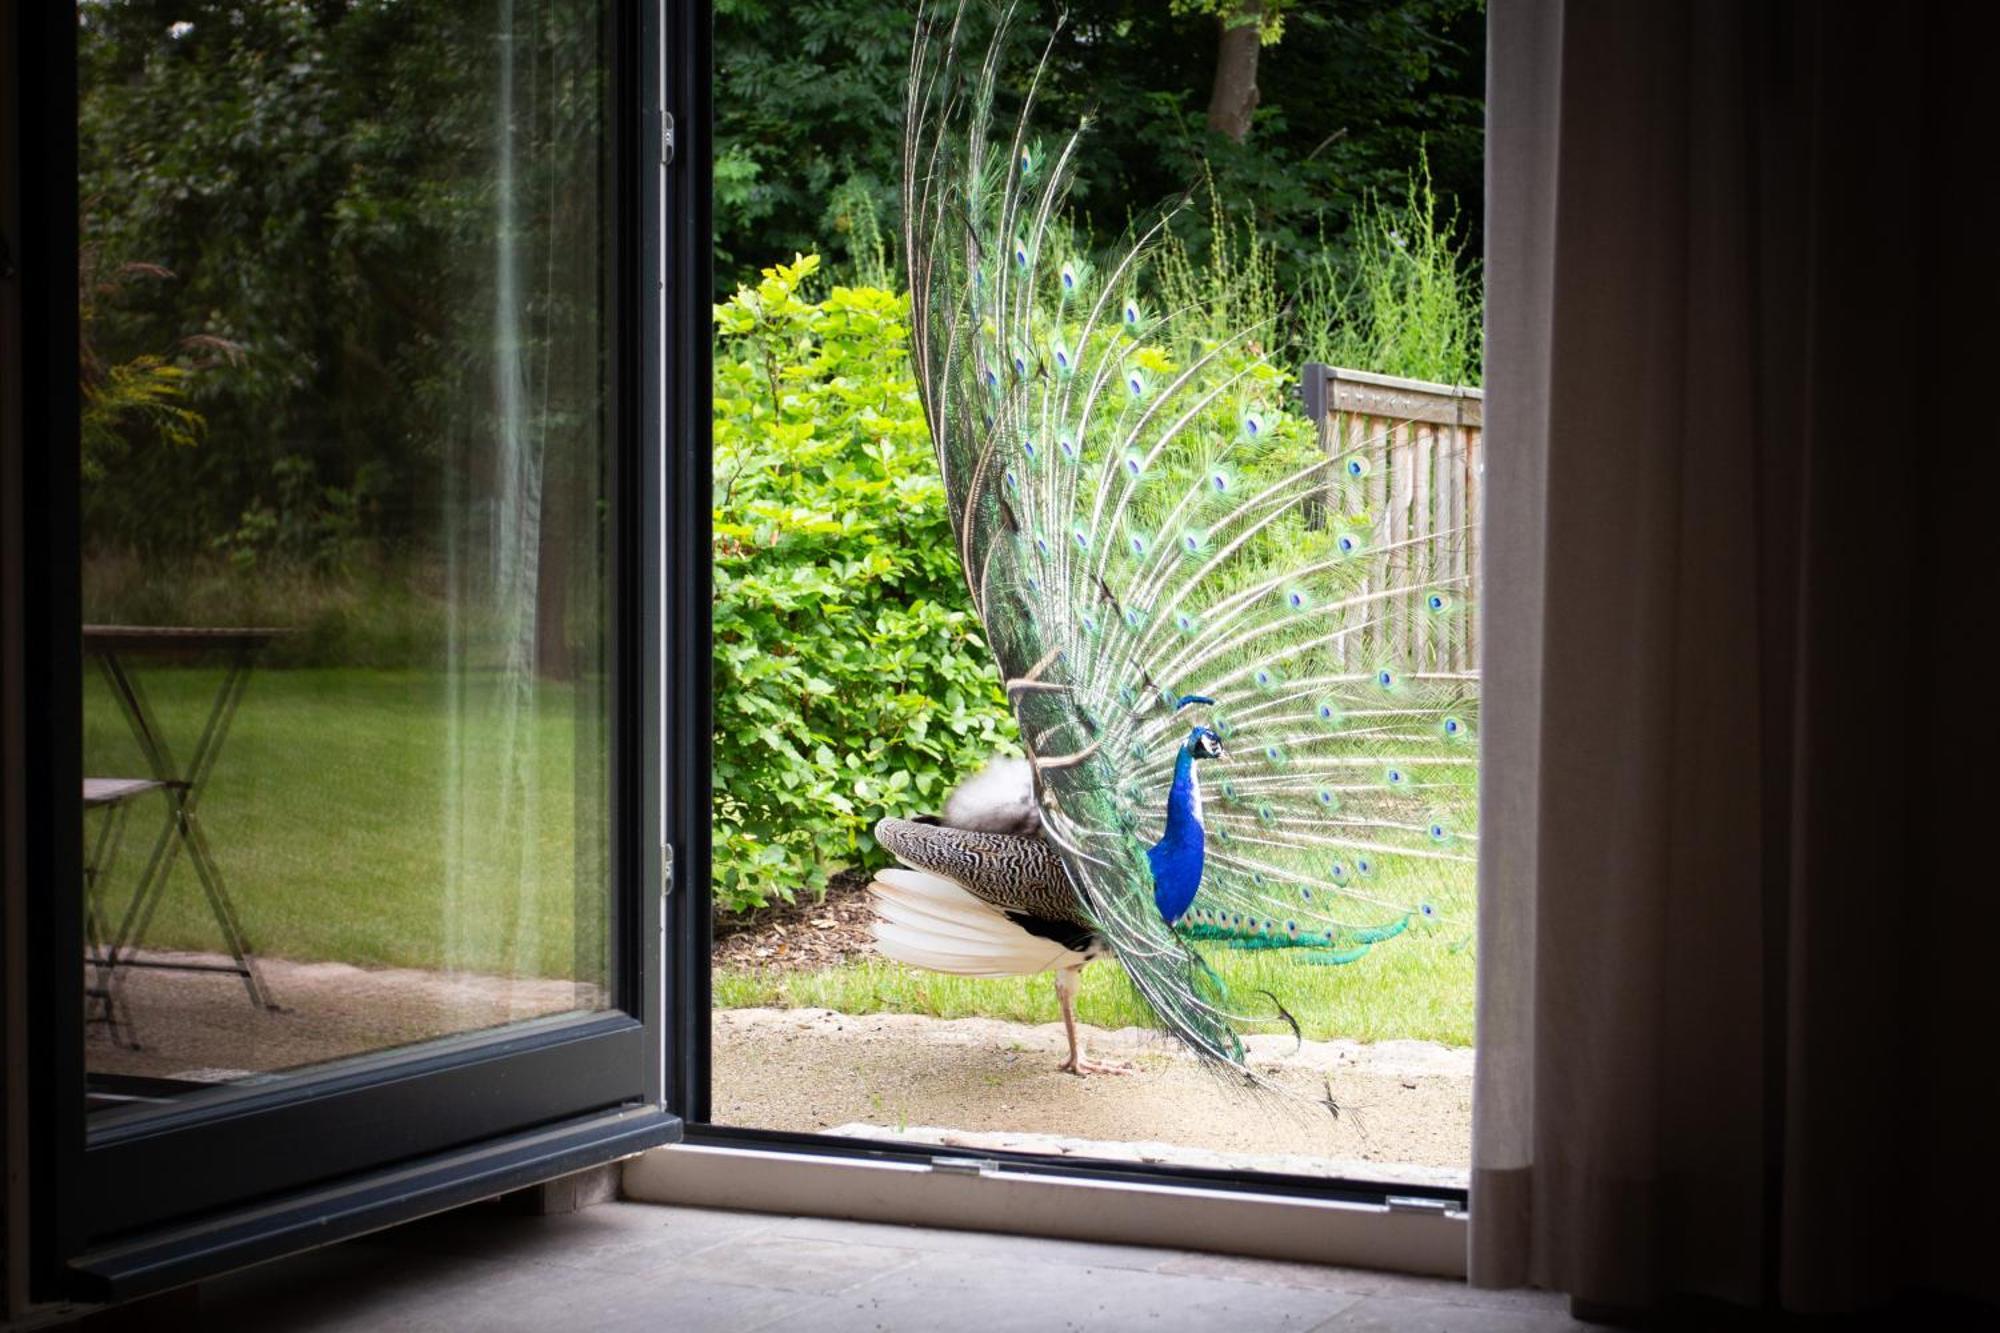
xmin=1057 ymin=1054 xmax=1136 ymax=1077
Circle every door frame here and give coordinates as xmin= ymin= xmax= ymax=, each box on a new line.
xmin=1 ymin=0 xmax=707 ymax=1307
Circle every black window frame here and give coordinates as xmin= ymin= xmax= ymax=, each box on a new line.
xmin=1 ymin=0 xmax=712 ymax=1304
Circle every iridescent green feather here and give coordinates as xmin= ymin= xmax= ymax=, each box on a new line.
xmin=903 ymin=3 xmax=1479 ymax=1078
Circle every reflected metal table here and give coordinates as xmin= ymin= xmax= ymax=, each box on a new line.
xmin=82 ymin=625 xmax=288 ymax=1018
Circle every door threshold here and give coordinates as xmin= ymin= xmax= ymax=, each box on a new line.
xmin=623 ymin=1135 xmax=1467 ymax=1277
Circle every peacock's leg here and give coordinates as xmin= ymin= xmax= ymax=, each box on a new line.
xmin=1053 ymin=965 xmax=1135 ymax=1076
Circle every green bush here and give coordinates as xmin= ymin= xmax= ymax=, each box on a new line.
xmin=711 ymin=255 xmax=1017 ymax=913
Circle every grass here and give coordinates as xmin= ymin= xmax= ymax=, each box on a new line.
xmin=82 ymin=665 xmax=607 ymax=981
xmin=716 ymin=923 xmax=1474 ymax=1047
xmin=83 ymin=666 xmax=1475 ymax=1047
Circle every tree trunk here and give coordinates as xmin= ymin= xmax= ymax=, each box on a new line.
xmin=1205 ymin=1 xmax=1264 ymax=143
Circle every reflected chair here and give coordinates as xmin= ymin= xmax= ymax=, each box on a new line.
xmin=82 ymin=777 xmax=167 ymax=1047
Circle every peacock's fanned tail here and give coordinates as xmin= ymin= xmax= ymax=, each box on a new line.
xmin=903 ymin=3 xmax=1479 ymax=1078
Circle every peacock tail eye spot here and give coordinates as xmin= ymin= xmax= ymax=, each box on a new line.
xmin=1345 ymin=455 xmax=1369 ymax=477
xmin=1441 ymin=716 xmax=1463 ymax=737
xmin=1124 ymin=454 xmax=1144 ymax=479
xmin=1419 ymin=901 xmax=1438 ymax=919
xmin=1025 ymin=576 xmax=1041 ymax=593
xmin=1174 ymin=611 xmax=1199 ymax=634
xmin=1427 ymin=591 xmax=1451 ymax=613
xmin=1128 ymin=534 xmax=1146 ymax=557
xmin=1034 ymin=536 xmax=1050 ymax=557
xmin=1118 ymin=685 xmax=1138 ymax=706
xmin=1255 ymin=801 xmax=1276 ymax=826
xmin=1429 ymin=822 xmax=1449 ymax=843
xmin=1377 ymin=668 xmax=1396 ymax=690
xmin=1329 ymin=861 xmax=1350 ymax=884
xmin=1053 ymin=345 xmax=1071 ymax=372
xmin=1337 ymin=534 xmax=1357 ymax=554
xmin=1385 ymin=767 xmax=1406 ymax=786
xmin=1130 ymin=741 xmax=1149 ymax=760
xmin=1356 ymin=856 xmax=1376 ymax=876
xmin=1301 ymin=886 xmax=1314 ymax=901
xmin=1242 ymin=412 xmax=1264 ymax=438
xmin=1083 ymin=615 xmax=1100 ymax=637
xmin=1072 ymin=528 xmax=1090 ymax=551
xmin=1314 ymin=699 xmax=1344 ymax=727
xmin=1005 ymin=469 xmax=1019 ymax=492
xmin=1210 ymin=471 xmax=1231 ymax=493
xmin=1123 ymin=301 xmax=1141 ymax=325
xmin=1012 ymin=353 xmax=1027 ymax=376
xmin=1219 ymin=779 xmax=1238 ymax=800
xmin=1022 ymin=438 xmax=1038 ymax=459
xmin=1263 ymin=744 xmax=1288 ymax=766
xmin=1287 ymin=921 xmax=1298 ymax=936
xmin=1059 ymin=434 xmax=1077 ymax=460
xmin=1014 ymin=240 xmax=1030 ymax=268
xmin=1316 ymin=787 xmax=1339 ymax=808
xmin=1127 ymin=371 xmax=1147 ymax=398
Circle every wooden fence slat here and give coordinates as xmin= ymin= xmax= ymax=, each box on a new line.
xmin=1306 ymin=363 xmax=1483 ymax=677
xmin=1414 ymin=423 xmax=1435 ymax=669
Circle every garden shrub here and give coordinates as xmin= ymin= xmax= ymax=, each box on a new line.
xmin=712 ymin=254 xmax=1017 ymax=913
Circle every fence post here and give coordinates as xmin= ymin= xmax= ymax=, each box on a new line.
xmin=1301 ymin=362 xmax=1331 ymax=530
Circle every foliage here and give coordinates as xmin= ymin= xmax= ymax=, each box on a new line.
xmin=712 ymin=256 xmax=1018 ymax=912
xmin=714 ymin=0 xmax=1485 ymax=291
xmin=1301 ymin=151 xmax=1483 ymax=386
xmin=78 ymin=249 xmax=233 ymax=484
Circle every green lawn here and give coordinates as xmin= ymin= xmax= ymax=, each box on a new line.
xmin=717 ymin=924 xmax=1475 ymax=1048
xmin=81 ymin=665 xmax=1474 ymax=1045
xmin=82 ymin=666 xmax=606 ymax=981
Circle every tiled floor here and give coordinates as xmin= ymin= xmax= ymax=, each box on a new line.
xmin=197 ymin=1200 xmax=1578 ymax=1331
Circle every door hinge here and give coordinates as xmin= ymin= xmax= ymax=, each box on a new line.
xmin=661 ymin=842 xmax=675 ymax=901
xmin=660 ymin=110 xmax=675 ymax=166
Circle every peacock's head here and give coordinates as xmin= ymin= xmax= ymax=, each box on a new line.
xmin=1185 ymin=726 xmax=1224 ymax=761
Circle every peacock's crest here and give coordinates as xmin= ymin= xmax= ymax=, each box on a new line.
xmin=902 ymin=2 xmax=1479 ymax=1076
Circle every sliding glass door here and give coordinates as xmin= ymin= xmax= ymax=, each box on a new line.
xmin=2 ymin=0 xmax=704 ymax=1302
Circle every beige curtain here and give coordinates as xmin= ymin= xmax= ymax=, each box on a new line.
xmin=1473 ymin=0 xmax=1995 ymax=1316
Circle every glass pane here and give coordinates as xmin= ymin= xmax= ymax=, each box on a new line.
xmin=77 ymin=0 xmax=614 ymax=1118
xmin=709 ymin=6 xmax=1483 ymax=1188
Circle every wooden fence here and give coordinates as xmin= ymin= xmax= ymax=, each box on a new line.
xmin=1300 ymin=363 xmax=1483 ymax=673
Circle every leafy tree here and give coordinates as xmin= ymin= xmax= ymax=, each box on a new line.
xmin=714 ymin=0 xmax=1485 ymax=292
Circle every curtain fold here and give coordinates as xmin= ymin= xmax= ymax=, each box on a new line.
xmin=1473 ymin=0 xmax=1996 ymax=1314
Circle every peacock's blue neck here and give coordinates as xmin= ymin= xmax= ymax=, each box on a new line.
xmin=1148 ymin=744 xmax=1206 ymax=924
xmin=1164 ymin=746 xmax=1201 ymax=832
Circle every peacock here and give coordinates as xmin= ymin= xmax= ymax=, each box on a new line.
xmin=867 ymin=2 xmax=1480 ymax=1085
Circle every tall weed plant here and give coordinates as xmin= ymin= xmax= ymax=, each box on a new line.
xmin=1302 ymin=151 xmax=1482 ymax=387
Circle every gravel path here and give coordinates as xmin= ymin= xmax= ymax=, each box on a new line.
xmin=714 ymin=1006 xmax=1472 ymax=1186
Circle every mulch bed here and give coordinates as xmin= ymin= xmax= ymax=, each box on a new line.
xmin=712 ymin=868 xmax=879 ymax=972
